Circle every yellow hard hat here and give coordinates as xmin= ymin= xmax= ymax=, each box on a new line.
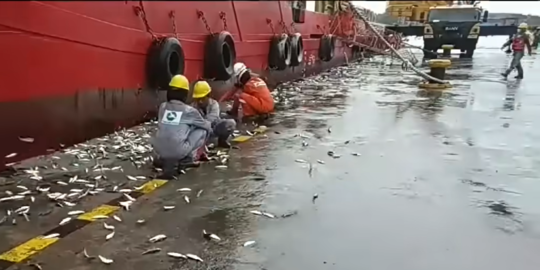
xmin=193 ymin=81 xmax=211 ymax=99
xmin=518 ymin=22 xmax=528 ymax=29
xmin=169 ymin=75 xmax=189 ymax=90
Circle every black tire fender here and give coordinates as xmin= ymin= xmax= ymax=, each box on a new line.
xmin=268 ymin=34 xmax=291 ymax=71
xmin=204 ymin=31 xmax=236 ymax=80
xmin=289 ymin=33 xmax=304 ymax=67
xmin=146 ymin=37 xmax=185 ymax=90
xmin=318 ymin=34 xmax=335 ymax=62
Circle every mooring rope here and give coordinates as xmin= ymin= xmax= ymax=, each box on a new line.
xmin=354 ymin=12 xmax=448 ymax=84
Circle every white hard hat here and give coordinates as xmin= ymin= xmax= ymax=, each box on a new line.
xmin=233 ymin=62 xmax=248 ymax=81
xmin=518 ymin=22 xmax=528 ymax=29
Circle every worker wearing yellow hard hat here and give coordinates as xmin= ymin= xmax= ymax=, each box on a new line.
xmin=192 ymin=80 xmax=236 ymax=148
xmin=501 ymin=22 xmax=532 ymax=80
xmin=150 ymin=75 xmax=213 ymax=179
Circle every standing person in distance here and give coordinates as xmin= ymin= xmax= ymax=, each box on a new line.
xmin=501 ymin=22 xmax=532 ymax=80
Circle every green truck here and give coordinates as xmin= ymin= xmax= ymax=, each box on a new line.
xmin=387 ymin=5 xmax=517 ymax=59
xmin=422 ymin=5 xmax=487 ymax=58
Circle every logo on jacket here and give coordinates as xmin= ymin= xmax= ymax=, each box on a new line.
xmin=161 ymin=110 xmax=182 ymax=125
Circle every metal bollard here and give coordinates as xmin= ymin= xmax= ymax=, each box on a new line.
xmin=441 ymin=44 xmax=453 ymax=57
xmin=427 ymin=59 xmax=451 ymax=83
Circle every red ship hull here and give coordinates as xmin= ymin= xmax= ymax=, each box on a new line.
xmin=0 ymin=1 xmax=375 ymax=170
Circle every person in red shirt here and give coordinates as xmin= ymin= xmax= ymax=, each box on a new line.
xmin=501 ymin=22 xmax=532 ymax=80
xmin=228 ymin=63 xmax=274 ymax=120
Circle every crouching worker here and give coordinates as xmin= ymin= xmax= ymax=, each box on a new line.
xmin=192 ymin=81 xmax=236 ymax=148
xmin=229 ymin=62 xmax=274 ymax=120
xmin=151 ymin=75 xmax=212 ymax=179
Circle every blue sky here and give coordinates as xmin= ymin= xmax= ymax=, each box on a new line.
xmin=353 ymin=1 xmax=540 ymax=16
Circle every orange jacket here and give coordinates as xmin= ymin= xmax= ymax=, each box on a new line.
xmin=238 ymin=77 xmax=274 ymax=117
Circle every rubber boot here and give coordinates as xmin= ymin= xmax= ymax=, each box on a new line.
xmin=152 ymin=158 xmax=163 ymax=169
xmin=514 ymin=75 xmax=524 ymax=79
xmin=157 ymin=158 xmax=176 ymax=180
xmin=500 ymin=72 xmax=508 ymax=80
xmin=217 ymin=137 xmax=231 ymax=149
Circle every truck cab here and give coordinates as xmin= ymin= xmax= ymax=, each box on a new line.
xmin=423 ymin=5 xmax=488 ymax=58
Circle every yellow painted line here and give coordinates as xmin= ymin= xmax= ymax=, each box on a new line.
xmin=138 ymin=179 xmax=168 ymax=194
xmin=0 ymin=237 xmax=58 ymax=263
xmin=0 ymin=127 xmax=269 ymax=267
xmin=77 ymin=205 xmax=121 ymax=222
xmin=232 ymin=135 xmax=253 ymax=143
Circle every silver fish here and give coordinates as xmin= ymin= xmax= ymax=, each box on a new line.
xmin=68 ymin=210 xmax=85 ymax=216
xmin=126 ymin=175 xmax=137 ymax=181
xmin=262 ymin=212 xmax=276 ymax=219
xmin=15 ymin=206 xmax=30 ymax=214
xmin=243 ymin=240 xmax=256 ymax=247
xmin=42 ymin=233 xmax=60 ymax=239
xmin=186 ymin=254 xmax=203 ymax=262
xmin=103 ymin=223 xmax=115 ymax=230
xmin=295 ymin=159 xmax=307 ymax=163
xmin=105 ymin=231 xmax=115 ymax=240
xmin=118 ymin=189 xmax=132 ymax=193
xmin=28 ymin=263 xmax=43 ymax=270
xmin=184 ymin=196 xmax=190 ymax=204
xmin=313 ymin=193 xmax=319 ymax=203
xmin=163 ymin=205 xmax=175 ymax=210
xmin=113 ymin=215 xmax=122 ymax=222
xmin=98 ymin=255 xmax=113 ymax=264
xmin=5 ymin=153 xmax=17 ymax=158
xmin=119 ymin=201 xmax=132 ymax=211
xmin=16 ymin=185 xmax=28 ymax=190
xmin=149 ymin=234 xmax=166 ymax=243
xmin=0 ymin=195 xmax=25 ymax=202
xmin=136 ymin=219 xmax=146 ymax=224
xmin=92 ymin=215 xmax=109 ymax=219
xmin=63 ymin=201 xmax=76 ymax=207
xmin=167 ymin=252 xmax=187 ymax=259
xmin=123 ymin=193 xmax=136 ymax=202
xmin=215 ymin=165 xmax=228 ymax=169
xmin=22 ymin=213 xmax=30 ymax=222
xmin=56 ymin=181 xmax=68 ymax=186
xmin=203 ymin=230 xmax=221 ymax=241
xmin=250 ymin=210 xmax=263 ymax=216
xmin=59 ymin=217 xmax=71 ymax=225
xmin=352 ymin=152 xmax=361 ymax=156
xmin=142 ymin=248 xmax=161 ymax=255
xmin=18 ymin=190 xmax=31 ymax=196
xmin=177 ymin=188 xmax=191 ymax=192
xmin=317 ymin=159 xmax=325 ymax=164
xmin=36 ymin=186 xmax=50 ymax=192
xmin=196 ymin=190 xmax=203 ymax=198
xmin=83 ymin=248 xmax=94 ymax=259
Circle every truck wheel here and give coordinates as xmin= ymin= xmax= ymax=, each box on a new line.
xmin=464 ymin=49 xmax=475 ymax=58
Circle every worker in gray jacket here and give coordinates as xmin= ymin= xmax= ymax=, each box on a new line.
xmin=151 ymin=75 xmax=212 ymax=179
xmin=192 ymin=80 xmax=236 ymax=148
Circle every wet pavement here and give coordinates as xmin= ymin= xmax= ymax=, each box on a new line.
xmin=2 ymin=37 xmax=540 ymax=270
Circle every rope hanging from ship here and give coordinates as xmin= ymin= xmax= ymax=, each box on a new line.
xmin=198 ymin=10 xmax=236 ymax=81
xmin=134 ymin=0 xmax=186 ymax=90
